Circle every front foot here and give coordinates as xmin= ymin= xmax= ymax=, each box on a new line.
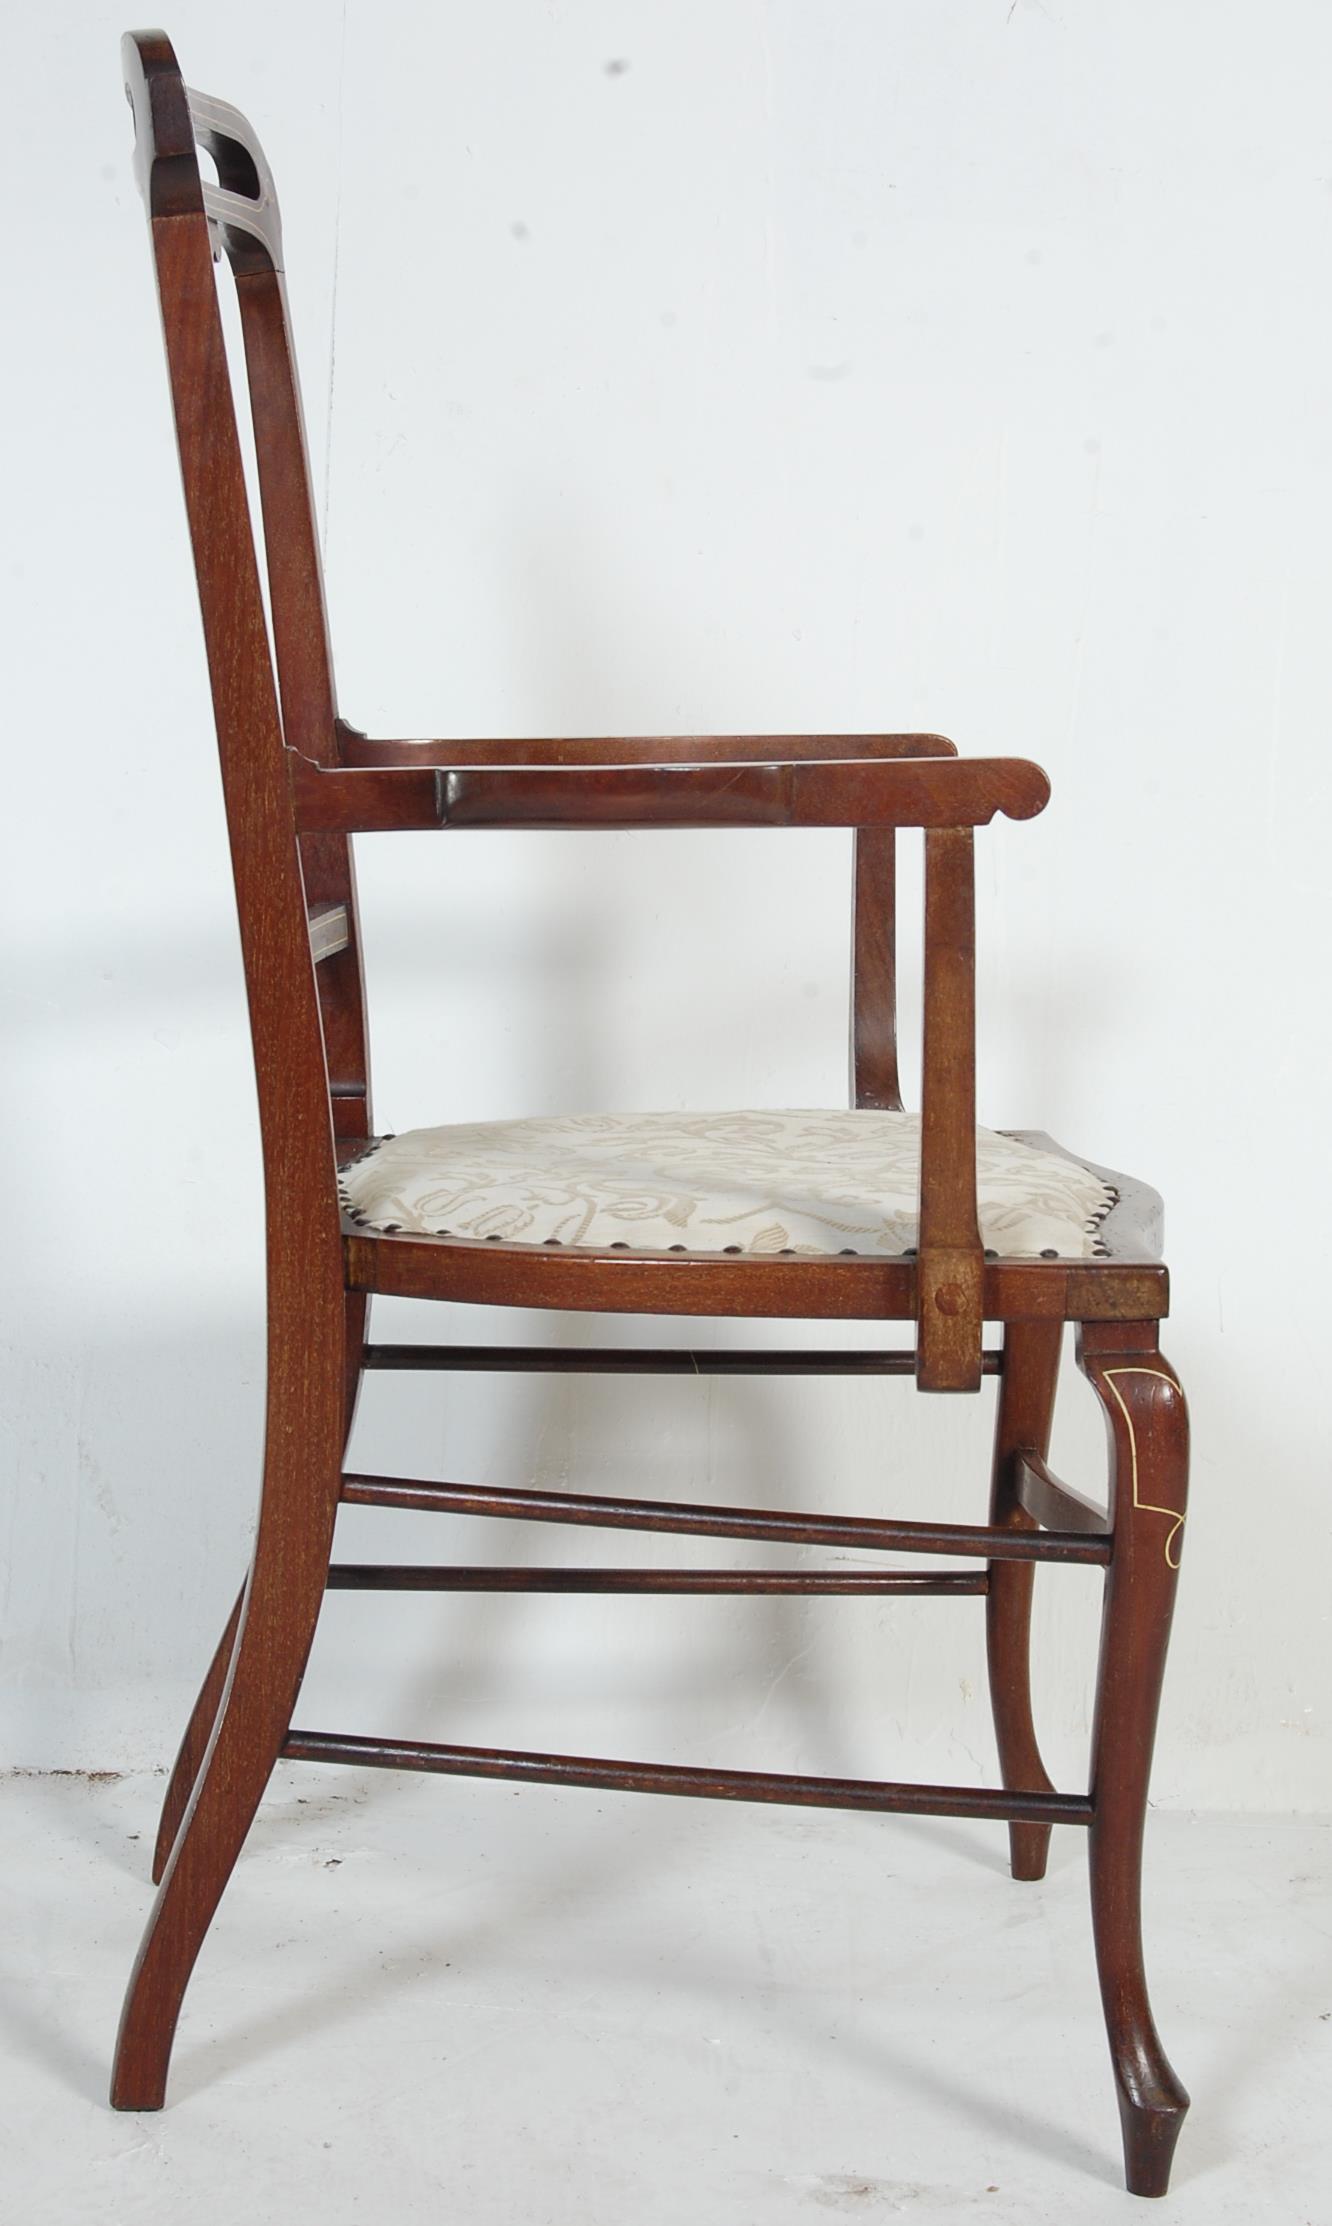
xmin=1117 ymin=2064 xmax=1189 ymax=2198
xmin=1078 ymin=1322 xmax=1191 ymax=2198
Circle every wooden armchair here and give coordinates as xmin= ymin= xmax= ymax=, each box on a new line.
xmin=116 ymin=31 xmax=1192 ymax=2198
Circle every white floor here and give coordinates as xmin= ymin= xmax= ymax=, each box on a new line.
xmin=2 ymin=1769 xmax=1327 ymax=2223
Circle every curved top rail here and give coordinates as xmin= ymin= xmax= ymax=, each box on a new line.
xmin=123 ymin=30 xmax=282 ymax=266
xmin=123 ymin=29 xmax=200 ymax=216
xmin=191 ymin=89 xmax=284 ymax=268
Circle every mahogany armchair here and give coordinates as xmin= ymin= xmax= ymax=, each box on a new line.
xmin=116 ymin=31 xmax=1192 ymax=2198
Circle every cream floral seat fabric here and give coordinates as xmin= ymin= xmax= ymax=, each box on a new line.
xmin=340 ymin=1110 xmax=1114 ymax=1259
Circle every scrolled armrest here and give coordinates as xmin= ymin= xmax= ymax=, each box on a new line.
xmin=334 ymin=721 xmax=959 ymax=768
xmin=290 ymin=750 xmax=1049 ymax=834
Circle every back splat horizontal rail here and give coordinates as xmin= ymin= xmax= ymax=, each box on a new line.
xmin=282 ymin=1731 xmax=1092 ymax=1825
xmin=340 ymin=1473 xmax=1112 ymax=1565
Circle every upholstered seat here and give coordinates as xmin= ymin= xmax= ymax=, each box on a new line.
xmin=339 ymin=1109 xmax=1115 ymax=1258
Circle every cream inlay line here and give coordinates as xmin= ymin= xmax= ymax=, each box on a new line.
xmin=1101 ymin=1366 xmax=1186 ymax=1570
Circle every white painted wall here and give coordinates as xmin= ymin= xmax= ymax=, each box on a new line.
xmin=2 ymin=1 xmax=1328 ymax=1810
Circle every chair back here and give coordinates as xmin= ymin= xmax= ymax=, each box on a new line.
xmin=123 ymin=29 xmax=369 ymax=1216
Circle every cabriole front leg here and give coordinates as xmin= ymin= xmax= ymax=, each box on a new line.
xmin=1078 ymin=1322 xmax=1190 ymax=2198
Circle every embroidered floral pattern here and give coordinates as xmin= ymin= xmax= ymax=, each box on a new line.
xmin=339 ymin=1110 xmax=1115 ymax=1259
